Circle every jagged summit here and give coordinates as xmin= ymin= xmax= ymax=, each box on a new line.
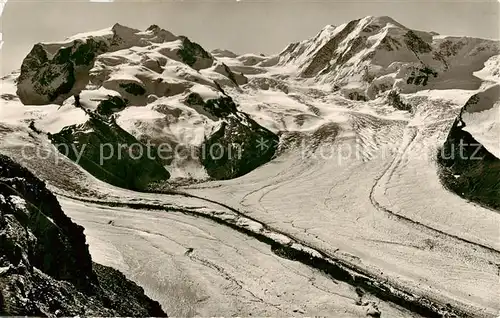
xmin=16 ymin=23 xmax=213 ymax=105
xmin=278 ymin=15 xmax=499 ymax=100
xmin=362 ymin=15 xmax=406 ymax=28
xmin=111 ymin=22 xmax=137 ymax=32
xmin=211 ymin=48 xmax=239 ymax=58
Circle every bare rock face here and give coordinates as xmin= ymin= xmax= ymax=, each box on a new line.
xmin=17 ymin=39 xmax=109 ymax=105
xmin=0 ymin=154 xmax=167 ymax=317
xmin=213 ymin=62 xmax=248 ymax=86
xmin=438 ymin=85 xmax=500 ymax=210
xmin=186 ymin=92 xmax=279 ymax=180
xmin=177 ymin=36 xmax=214 ymax=70
xmin=14 ymin=22 xmax=280 ymax=187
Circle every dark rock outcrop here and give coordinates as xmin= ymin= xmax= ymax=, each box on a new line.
xmin=16 ymin=24 xmax=214 ymax=106
xmin=17 ymin=39 xmax=109 ymax=105
xmin=438 ymin=86 xmax=500 ymax=210
xmin=49 ymin=115 xmax=170 ymax=190
xmin=301 ymin=19 xmax=361 ymax=78
xmin=347 ymin=91 xmax=367 ymax=101
xmin=211 ymin=49 xmax=238 ymax=58
xmin=213 ymin=62 xmax=248 ymax=86
xmin=177 ymin=36 xmax=213 ymax=70
xmin=186 ymin=91 xmax=279 ymax=180
xmin=387 ymin=90 xmax=412 ymax=111
xmin=0 ymin=154 xmax=167 ymax=316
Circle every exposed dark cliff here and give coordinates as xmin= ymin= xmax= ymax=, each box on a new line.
xmin=0 ymin=154 xmax=167 ymax=316
xmin=186 ymin=91 xmax=279 ymax=180
xmin=438 ymin=86 xmax=500 ymax=210
xmin=17 ymin=39 xmax=109 ymax=105
xmin=49 ymin=113 xmax=170 ymax=190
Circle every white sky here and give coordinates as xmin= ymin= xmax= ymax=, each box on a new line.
xmin=0 ymin=0 xmax=499 ymax=75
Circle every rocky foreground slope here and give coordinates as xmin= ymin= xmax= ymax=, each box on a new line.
xmin=0 ymin=154 xmax=167 ymax=316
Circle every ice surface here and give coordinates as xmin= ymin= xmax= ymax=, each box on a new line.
xmin=463 ymin=101 xmax=500 ymax=158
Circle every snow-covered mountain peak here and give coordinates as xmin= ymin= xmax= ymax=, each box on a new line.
xmin=111 ymin=22 xmax=139 ymax=34
xmin=15 ymin=23 xmax=216 ymax=105
xmin=277 ymin=15 xmax=499 ymax=100
xmin=53 ymin=23 xmax=179 ymax=49
xmin=361 ymin=15 xmax=406 ymax=29
xmin=211 ymin=49 xmax=238 ymax=58
xmin=62 ymin=26 xmax=114 ymax=43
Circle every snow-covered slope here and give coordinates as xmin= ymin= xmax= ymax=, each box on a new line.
xmin=1 ymin=15 xmax=500 ymax=318
xmin=16 ymin=23 xmax=213 ymax=105
xmin=278 ymin=16 xmax=499 ymax=100
xmin=461 ymin=85 xmax=500 ymax=158
xmin=436 ymin=52 xmax=499 ymax=209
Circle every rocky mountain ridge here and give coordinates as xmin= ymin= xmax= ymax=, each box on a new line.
xmin=15 ymin=22 xmax=277 ymax=188
xmin=16 ymin=23 xmax=214 ymax=105
xmin=0 ymin=154 xmax=167 ymax=316
xmin=277 ymin=16 xmax=499 ymax=100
